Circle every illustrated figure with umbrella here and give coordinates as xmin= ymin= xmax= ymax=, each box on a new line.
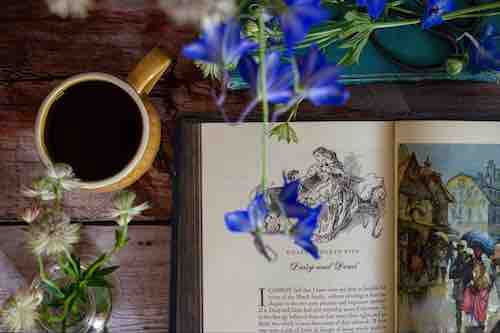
xmin=450 ymin=240 xmax=469 ymax=333
xmin=461 ymin=231 xmax=495 ymax=333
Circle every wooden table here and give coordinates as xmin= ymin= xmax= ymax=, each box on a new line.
xmin=3 ymin=1 xmax=500 ymax=332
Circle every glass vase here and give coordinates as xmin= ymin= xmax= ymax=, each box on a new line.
xmin=32 ymin=264 xmax=113 ymax=333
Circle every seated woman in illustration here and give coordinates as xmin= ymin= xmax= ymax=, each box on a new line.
xmin=272 ymin=147 xmax=386 ymax=241
xmin=296 ymin=147 xmax=359 ymax=243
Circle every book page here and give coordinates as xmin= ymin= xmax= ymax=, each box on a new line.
xmin=201 ymin=122 xmax=395 ymax=333
xmin=396 ymin=121 xmax=500 ymax=333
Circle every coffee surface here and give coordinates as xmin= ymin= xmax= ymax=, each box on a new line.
xmin=44 ymin=80 xmax=143 ymax=182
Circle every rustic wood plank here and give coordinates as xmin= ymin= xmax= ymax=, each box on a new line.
xmin=3 ymin=0 xmax=500 ymax=223
xmin=0 ymin=224 xmax=171 ymax=333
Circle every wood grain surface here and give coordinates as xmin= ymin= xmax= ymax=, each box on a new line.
xmin=4 ymin=1 xmax=500 ymax=333
xmin=0 ymin=225 xmax=171 ymax=333
xmin=3 ymin=1 xmax=500 ymax=221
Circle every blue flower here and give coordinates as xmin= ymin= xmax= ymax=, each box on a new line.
xmin=279 ymin=178 xmax=321 ymax=259
xmin=468 ymin=24 xmax=500 ymax=73
xmin=291 ymin=205 xmax=322 ymax=259
xmin=356 ymin=0 xmax=386 ymax=20
xmin=297 ymin=44 xmax=349 ymax=106
xmin=422 ymin=0 xmax=454 ymax=29
xmin=225 ymin=193 xmax=268 ymax=233
xmin=278 ymin=0 xmax=331 ymax=50
xmin=182 ymin=19 xmax=257 ymax=68
xmin=238 ymin=52 xmax=294 ymax=104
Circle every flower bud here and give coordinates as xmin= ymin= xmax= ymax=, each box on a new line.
xmin=446 ymin=57 xmax=465 ymax=76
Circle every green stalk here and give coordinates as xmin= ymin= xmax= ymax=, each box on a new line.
xmin=372 ymin=1 xmax=500 ymax=30
xmin=258 ymin=10 xmax=269 ymax=193
xmin=443 ymin=1 xmax=500 ymax=19
xmin=38 ymin=255 xmax=47 ymax=280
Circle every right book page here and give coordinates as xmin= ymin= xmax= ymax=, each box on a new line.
xmin=395 ymin=121 xmax=500 ymax=333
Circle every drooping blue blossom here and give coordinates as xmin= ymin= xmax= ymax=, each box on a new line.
xmin=422 ymin=0 xmax=454 ymax=29
xmin=279 ymin=178 xmax=311 ymax=220
xmin=225 ymin=193 xmax=268 ymax=233
xmin=297 ymin=44 xmax=350 ymax=106
xmin=182 ymin=19 xmax=257 ymax=68
xmin=279 ymin=177 xmax=322 ymax=259
xmin=467 ymin=24 xmax=500 ymax=73
xmin=237 ymin=52 xmax=294 ymax=121
xmin=278 ymin=0 xmax=331 ymax=50
xmin=356 ymin=0 xmax=386 ymax=20
xmin=291 ymin=205 xmax=322 ymax=259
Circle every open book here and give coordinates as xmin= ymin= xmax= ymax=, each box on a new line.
xmin=173 ymin=120 xmax=500 ymax=333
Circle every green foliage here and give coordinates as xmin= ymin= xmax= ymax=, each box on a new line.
xmin=270 ymin=123 xmax=299 ymax=143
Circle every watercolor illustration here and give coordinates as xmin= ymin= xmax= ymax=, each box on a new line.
xmin=398 ymin=143 xmax=500 ymax=333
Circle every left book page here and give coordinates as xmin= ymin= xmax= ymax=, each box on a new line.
xmin=201 ymin=122 xmax=395 ymax=333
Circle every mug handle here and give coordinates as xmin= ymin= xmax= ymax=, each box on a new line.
xmin=127 ymin=47 xmax=172 ymax=96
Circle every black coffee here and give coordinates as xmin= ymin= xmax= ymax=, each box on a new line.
xmin=44 ymin=80 xmax=143 ymax=182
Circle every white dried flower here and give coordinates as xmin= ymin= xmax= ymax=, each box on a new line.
xmin=0 ymin=288 xmax=43 ymax=333
xmin=22 ymin=179 xmax=56 ymax=201
xmin=158 ymin=0 xmax=235 ymax=27
xmin=46 ymin=163 xmax=81 ymax=191
xmin=108 ymin=191 xmax=151 ymax=226
xmin=45 ymin=0 xmax=94 ymax=19
xmin=21 ymin=205 xmax=41 ymax=224
xmin=27 ymin=215 xmax=80 ymax=257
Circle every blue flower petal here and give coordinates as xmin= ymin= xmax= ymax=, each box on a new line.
xmin=298 ymin=45 xmax=349 ymax=107
xmin=293 ymin=205 xmax=322 ymax=240
xmin=182 ymin=20 xmax=255 ymax=67
xmin=483 ymin=24 xmax=498 ymax=40
xmin=366 ymin=0 xmax=386 ymax=20
xmin=307 ymin=84 xmax=350 ymax=106
xmin=239 ymin=52 xmax=293 ymax=104
xmin=422 ymin=12 xmax=444 ymax=29
xmin=182 ymin=41 xmax=211 ymax=62
xmin=357 ymin=0 xmax=386 ymax=20
xmin=295 ymin=238 xmax=320 ymax=259
xmin=279 ymin=180 xmax=301 ymax=204
xmin=225 ymin=210 xmax=254 ymax=232
xmin=238 ymin=55 xmax=259 ymax=95
xmin=299 ymin=44 xmax=327 ymax=79
xmin=468 ymin=24 xmax=500 ymax=72
xmin=422 ymin=0 xmax=453 ymax=29
xmin=248 ymin=193 xmax=269 ymax=229
xmin=279 ymin=0 xmax=331 ymax=49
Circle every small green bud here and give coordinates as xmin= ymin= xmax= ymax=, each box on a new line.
xmin=270 ymin=123 xmax=299 ymax=144
xmin=446 ymin=57 xmax=465 ymax=76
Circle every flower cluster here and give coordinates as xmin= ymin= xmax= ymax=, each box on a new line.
xmin=108 ymin=190 xmax=151 ymax=227
xmin=182 ymin=0 xmax=349 ymax=123
xmin=2 ymin=164 xmax=151 ymax=333
xmin=0 ymin=288 xmax=43 ymax=333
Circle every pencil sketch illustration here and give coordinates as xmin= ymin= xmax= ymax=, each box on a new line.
xmin=264 ymin=146 xmax=386 ymax=242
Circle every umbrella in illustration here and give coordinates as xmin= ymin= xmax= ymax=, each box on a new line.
xmin=461 ymin=230 xmax=495 ymax=256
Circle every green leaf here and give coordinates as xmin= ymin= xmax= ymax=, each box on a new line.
xmin=83 ymin=253 xmax=107 ymax=280
xmin=86 ymin=278 xmax=113 ymax=289
xmin=270 ymin=123 xmax=299 ymax=144
xmin=41 ymin=279 xmax=65 ymax=299
xmin=95 ymin=265 xmax=120 ymax=277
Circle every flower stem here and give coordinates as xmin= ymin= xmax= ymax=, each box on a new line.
xmin=371 ymin=1 xmax=500 ymax=30
xmin=258 ymin=10 xmax=269 ymax=193
xmin=37 ymin=255 xmax=47 ymax=280
xmin=443 ymin=1 xmax=500 ymax=19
